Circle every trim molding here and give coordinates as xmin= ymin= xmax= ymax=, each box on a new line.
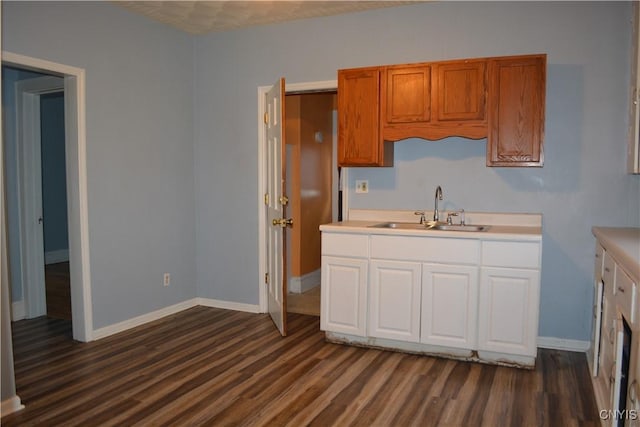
xmin=45 ymin=249 xmax=69 ymax=265
xmin=289 ymin=269 xmax=321 ymax=294
xmin=92 ymin=299 xmax=260 ymax=340
xmin=537 ymin=336 xmax=590 ymax=352
xmin=1 ymin=396 xmax=25 ymax=417
xmin=11 ymin=300 xmax=25 ymax=321
xmin=2 ymin=51 xmax=93 ymax=343
xmin=197 ymin=298 xmax=260 ymax=313
xmin=92 ymin=299 xmax=198 ymax=340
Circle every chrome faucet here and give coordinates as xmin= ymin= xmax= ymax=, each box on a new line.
xmin=433 ymin=185 xmax=443 ymax=222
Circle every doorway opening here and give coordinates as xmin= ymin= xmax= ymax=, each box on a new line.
xmin=284 ymin=91 xmax=337 ymax=317
xmin=1 ymin=52 xmax=92 ymax=342
xmin=258 ymin=79 xmax=347 ymax=324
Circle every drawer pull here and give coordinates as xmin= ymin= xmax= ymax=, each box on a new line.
xmin=605 ymin=267 xmax=611 ymax=273
xmin=610 ymin=327 xmax=615 ymax=344
xmin=618 ymin=286 xmax=625 ymax=294
xmin=631 ymin=379 xmax=638 ymax=404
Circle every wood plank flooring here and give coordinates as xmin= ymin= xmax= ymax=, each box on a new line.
xmin=2 ymin=306 xmax=600 ymax=426
xmin=44 ymin=261 xmax=71 ymax=320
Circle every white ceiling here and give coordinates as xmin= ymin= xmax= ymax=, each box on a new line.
xmin=112 ymin=1 xmax=423 ymax=35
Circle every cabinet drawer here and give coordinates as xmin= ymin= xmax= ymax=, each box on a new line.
xmin=615 ymin=265 xmax=637 ymax=325
xmin=322 ymin=233 xmax=368 ymax=258
xmin=481 ymin=241 xmax=540 ymax=269
xmin=603 ymin=251 xmax=615 ymax=288
xmin=594 ymin=243 xmax=605 ymax=283
xmin=370 ymin=235 xmax=479 ymax=264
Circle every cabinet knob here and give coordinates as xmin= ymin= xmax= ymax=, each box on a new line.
xmin=618 ymin=286 xmax=625 ymax=294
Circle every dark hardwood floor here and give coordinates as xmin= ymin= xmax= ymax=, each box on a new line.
xmin=3 ymin=306 xmax=600 ymax=426
xmin=44 ymin=261 xmax=71 ymax=320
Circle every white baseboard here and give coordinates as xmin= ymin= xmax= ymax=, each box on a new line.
xmin=289 ymin=269 xmax=321 ymax=294
xmin=92 ymin=299 xmax=199 ymax=340
xmin=11 ymin=300 xmax=25 ymax=321
xmin=45 ymin=249 xmax=69 ymax=265
xmin=1 ymin=396 xmax=25 ymax=417
xmin=537 ymin=336 xmax=590 ymax=352
xmin=197 ymin=298 xmax=260 ymax=313
xmin=92 ymin=298 xmax=261 ymax=340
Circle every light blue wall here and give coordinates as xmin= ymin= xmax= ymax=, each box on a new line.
xmin=193 ymin=1 xmax=640 ymax=341
xmin=40 ymin=91 xmax=69 ymax=254
xmin=3 ymin=1 xmax=197 ymax=329
xmin=1 ymin=65 xmax=48 ymax=302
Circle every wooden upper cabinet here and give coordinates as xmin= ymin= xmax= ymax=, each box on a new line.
xmin=338 ymin=67 xmax=393 ymax=167
xmin=337 ymin=54 xmax=546 ymax=168
xmin=382 ymin=60 xmax=488 ymax=141
xmin=487 ymin=55 xmax=546 ymax=167
xmin=382 ymin=65 xmax=431 ymax=124
xmin=434 ymin=60 xmax=486 ymax=122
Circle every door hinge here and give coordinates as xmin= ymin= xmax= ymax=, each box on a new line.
xmin=265 ymin=272 xmax=269 ymax=284
xmin=264 ymin=112 xmax=269 ymax=124
xmin=264 ymin=193 xmax=269 ymax=205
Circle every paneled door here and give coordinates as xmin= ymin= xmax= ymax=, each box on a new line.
xmin=265 ymin=78 xmax=288 ymax=336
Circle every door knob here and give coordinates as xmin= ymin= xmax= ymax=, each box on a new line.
xmin=272 ymin=218 xmax=293 ymax=227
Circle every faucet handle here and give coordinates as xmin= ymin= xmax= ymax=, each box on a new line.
xmin=459 ymin=209 xmax=465 ymax=225
xmin=446 ymin=211 xmax=458 ymax=225
xmin=414 ymin=211 xmax=426 ymax=224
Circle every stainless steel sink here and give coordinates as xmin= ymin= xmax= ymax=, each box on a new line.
xmin=433 ymin=224 xmax=489 ymax=232
xmin=368 ymin=222 xmax=427 ymax=230
xmin=368 ymin=222 xmax=489 ymax=232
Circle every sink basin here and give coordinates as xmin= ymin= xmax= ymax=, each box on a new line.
xmin=433 ymin=224 xmax=489 ymax=232
xmin=368 ymin=222 xmax=427 ymax=230
xmin=368 ymin=222 xmax=489 ymax=232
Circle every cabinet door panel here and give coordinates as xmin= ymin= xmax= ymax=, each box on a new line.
xmin=435 ymin=61 xmax=486 ymax=122
xmin=369 ymin=260 xmax=421 ymax=342
xmin=321 ymin=256 xmax=368 ymax=336
xmin=487 ymin=55 xmax=545 ymax=167
xmin=338 ymin=67 xmax=391 ymax=167
xmin=383 ymin=65 xmax=431 ymax=124
xmin=478 ymin=267 xmax=539 ymax=356
xmin=421 ymin=264 xmax=479 ymax=349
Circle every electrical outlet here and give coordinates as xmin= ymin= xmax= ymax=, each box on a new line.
xmin=355 ymin=180 xmax=369 ymax=194
xmin=163 ymin=273 xmax=171 ymax=287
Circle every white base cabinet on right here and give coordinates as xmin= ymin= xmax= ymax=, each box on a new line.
xmin=477 ymin=267 xmax=540 ymax=357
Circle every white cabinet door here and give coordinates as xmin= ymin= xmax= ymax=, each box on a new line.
xmin=369 ymin=260 xmax=421 ymax=342
xmin=321 ymin=256 xmax=368 ymax=336
xmin=478 ymin=267 xmax=540 ymax=357
xmin=421 ymin=264 xmax=479 ymax=349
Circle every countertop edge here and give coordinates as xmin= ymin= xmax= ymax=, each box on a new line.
xmin=592 ymin=227 xmax=640 ymax=284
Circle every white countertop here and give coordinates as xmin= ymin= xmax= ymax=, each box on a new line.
xmin=592 ymin=227 xmax=640 ymax=284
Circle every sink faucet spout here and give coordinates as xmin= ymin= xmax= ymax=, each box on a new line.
xmin=434 ymin=185 xmax=443 ymax=222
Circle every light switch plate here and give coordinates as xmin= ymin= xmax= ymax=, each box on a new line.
xmin=355 ymin=180 xmax=369 ymax=194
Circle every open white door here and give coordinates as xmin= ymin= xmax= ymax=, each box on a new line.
xmin=265 ymin=78 xmax=289 ymax=336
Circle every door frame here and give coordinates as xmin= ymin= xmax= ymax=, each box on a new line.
xmin=2 ymin=51 xmax=93 ymax=342
xmin=15 ymin=75 xmax=64 ymax=319
xmin=257 ymin=79 xmax=347 ymax=313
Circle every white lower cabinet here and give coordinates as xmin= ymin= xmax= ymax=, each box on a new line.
xmin=477 ymin=267 xmax=540 ymax=357
xmin=320 ymin=256 xmax=368 ymax=336
xmin=421 ymin=263 xmax=479 ymax=349
xmin=369 ymin=260 xmax=421 ymax=342
xmin=321 ymin=230 xmax=541 ymax=367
